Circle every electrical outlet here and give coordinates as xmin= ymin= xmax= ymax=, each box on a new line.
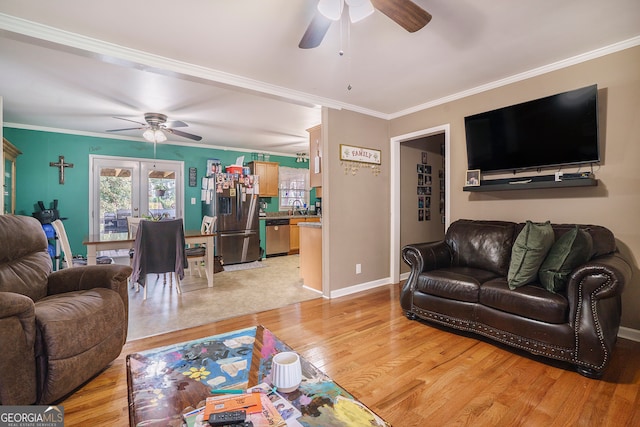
xmin=356 ymin=263 xmax=361 ymax=274
xmin=191 ymin=197 xmax=196 ymax=205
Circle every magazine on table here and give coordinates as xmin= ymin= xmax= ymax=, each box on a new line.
xmin=248 ymin=383 xmax=303 ymax=427
xmin=183 ymin=387 xmax=288 ymax=427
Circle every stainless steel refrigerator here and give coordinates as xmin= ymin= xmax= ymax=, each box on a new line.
xmin=201 ymin=173 xmax=260 ymax=265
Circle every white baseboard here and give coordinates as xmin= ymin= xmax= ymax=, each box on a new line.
xmin=302 ymin=285 xmax=325 ymax=296
xmin=618 ymin=326 xmax=640 ymax=342
xmin=330 ymin=277 xmax=392 ymax=299
xmin=400 ymin=271 xmax=410 ymax=281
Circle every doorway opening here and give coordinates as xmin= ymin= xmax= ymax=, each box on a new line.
xmin=390 ymin=124 xmax=450 ymax=283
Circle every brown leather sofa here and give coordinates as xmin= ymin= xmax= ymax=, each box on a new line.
xmin=401 ymin=219 xmax=631 ymax=378
xmin=0 ymin=215 xmax=132 ymax=404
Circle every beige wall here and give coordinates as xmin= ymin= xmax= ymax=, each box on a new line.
xmin=387 ymin=46 xmax=640 ymax=329
xmin=324 ymin=108 xmax=390 ymax=292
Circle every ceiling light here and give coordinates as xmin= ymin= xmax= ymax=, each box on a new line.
xmin=346 ymin=0 xmax=374 ymax=22
xmin=318 ymin=0 xmax=374 ymax=23
xmin=143 ymin=129 xmax=167 ymax=143
xmin=317 ymin=0 xmax=343 ymax=21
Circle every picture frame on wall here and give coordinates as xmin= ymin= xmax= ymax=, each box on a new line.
xmin=466 ymin=169 xmax=481 ymax=186
xmin=422 ymin=152 xmax=428 ymax=164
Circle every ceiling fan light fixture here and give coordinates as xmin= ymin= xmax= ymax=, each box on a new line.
xmin=317 ymin=0 xmax=343 ymax=21
xmin=143 ymin=128 xmax=167 ymax=143
xmin=346 ymin=0 xmax=374 ymax=23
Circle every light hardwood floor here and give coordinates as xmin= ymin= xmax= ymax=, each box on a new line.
xmin=61 ymin=283 xmax=640 ymax=426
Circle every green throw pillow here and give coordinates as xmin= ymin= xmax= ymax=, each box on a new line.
xmin=508 ymin=221 xmax=555 ymax=289
xmin=539 ymin=226 xmax=593 ymax=293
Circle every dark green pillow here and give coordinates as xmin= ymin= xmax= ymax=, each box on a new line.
xmin=508 ymin=221 xmax=555 ymax=289
xmin=539 ymin=226 xmax=593 ymax=293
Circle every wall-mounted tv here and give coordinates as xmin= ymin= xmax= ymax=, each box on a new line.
xmin=464 ymin=84 xmax=600 ymax=174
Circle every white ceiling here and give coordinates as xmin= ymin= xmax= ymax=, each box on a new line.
xmin=1 ymin=0 xmax=639 ymax=156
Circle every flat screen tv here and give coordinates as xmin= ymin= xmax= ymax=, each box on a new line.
xmin=464 ymin=84 xmax=600 ymax=174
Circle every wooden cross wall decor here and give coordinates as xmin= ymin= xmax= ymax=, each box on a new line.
xmin=50 ymin=155 xmax=74 ymax=184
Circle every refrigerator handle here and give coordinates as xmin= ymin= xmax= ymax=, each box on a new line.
xmin=236 ymin=182 xmax=242 ymax=222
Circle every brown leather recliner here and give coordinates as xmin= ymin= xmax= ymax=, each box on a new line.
xmin=0 ymin=215 xmax=132 ymax=404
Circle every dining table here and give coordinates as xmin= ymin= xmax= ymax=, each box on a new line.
xmin=83 ymin=230 xmax=215 ymax=288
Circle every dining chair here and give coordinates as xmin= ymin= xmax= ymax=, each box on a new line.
xmin=126 ymin=216 xmax=145 ymax=290
xmin=186 ymin=215 xmax=217 ymax=278
xmin=126 ymin=216 xmax=143 ymax=238
xmin=129 ymin=218 xmax=188 ymax=300
xmin=51 ymin=219 xmax=113 ymax=268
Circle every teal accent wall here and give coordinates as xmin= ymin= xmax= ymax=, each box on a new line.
xmin=4 ymin=127 xmax=311 ymax=256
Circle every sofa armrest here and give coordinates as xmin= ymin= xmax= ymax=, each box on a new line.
xmin=402 ymin=241 xmax=453 ymax=276
xmin=566 ymin=252 xmax=632 ymax=372
xmin=0 ymin=292 xmax=37 ymax=404
xmin=400 ymin=241 xmax=452 ymax=310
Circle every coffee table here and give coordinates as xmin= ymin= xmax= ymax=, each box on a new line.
xmin=126 ymin=325 xmax=390 ymax=426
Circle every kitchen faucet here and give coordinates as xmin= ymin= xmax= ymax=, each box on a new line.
xmin=292 ymin=199 xmax=306 ymax=215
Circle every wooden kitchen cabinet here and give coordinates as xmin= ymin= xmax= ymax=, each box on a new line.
xmin=299 ymin=222 xmax=322 ymax=292
xmin=289 ymin=217 xmax=320 ymax=254
xmin=307 ymin=125 xmax=322 ymax=189
xmin=249 ymin=161 xmax=279 ymax=197
xmin=289 ymin=218 xmax=304 ymax=254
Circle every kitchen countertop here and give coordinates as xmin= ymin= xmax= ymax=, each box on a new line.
xmin=260 ymin=214 xmax=321 ymax=220
xmin=298 ymin=222 xmax=321 ymax=228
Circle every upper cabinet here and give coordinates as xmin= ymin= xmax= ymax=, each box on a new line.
xmin=307 ymin=125 xmax=322 ymax=189
xmin=249 ymin=161 xmax=279 ymax=197
xmin=3 ymin=138 xmax=22 ymax=214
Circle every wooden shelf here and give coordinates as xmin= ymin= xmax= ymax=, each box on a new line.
xmin=463 ymin=176 xmax=597 ymax=192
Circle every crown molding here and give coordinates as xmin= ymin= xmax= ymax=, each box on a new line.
xmin=3 ymin=122 xmax=298 ymax=158
xmin=389 ymin=36 xmax=640 ymax=119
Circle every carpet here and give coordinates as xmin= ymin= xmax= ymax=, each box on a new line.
xmin=127 ymin=255 xmax=321 ymax=340
xmin=223 ymin=260 xmax=265 ymax=272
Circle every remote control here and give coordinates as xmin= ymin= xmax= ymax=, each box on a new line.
xmin=208 ymin=410 xmax=246 ymax=426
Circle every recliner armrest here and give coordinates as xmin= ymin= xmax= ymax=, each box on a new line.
xmin=47 ymin=264 xmax=133 ymax=295
xmin=0 ymin=292 xmax=37 ymax=404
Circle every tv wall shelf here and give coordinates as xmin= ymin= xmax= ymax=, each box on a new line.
xmin=463 ymin=175 xmax=597 ymax=192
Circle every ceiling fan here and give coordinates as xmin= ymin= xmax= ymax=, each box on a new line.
xmin=299 ymin=0 xmax=432 ymax=49
xmin=106 ymin=113 xmax=202 ymax=142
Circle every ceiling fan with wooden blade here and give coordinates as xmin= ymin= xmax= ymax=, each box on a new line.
xmin=299 ymin=0 xmax=432 ymax=49
xmin=106 ymin=113 xmax=202 ymax=142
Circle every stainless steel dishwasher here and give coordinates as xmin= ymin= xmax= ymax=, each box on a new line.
xmin=265 ymin=218 xmax=290 ymax=256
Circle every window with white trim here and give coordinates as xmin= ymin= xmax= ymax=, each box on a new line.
xmin=278 ymin=166 xmax=309 ymax=210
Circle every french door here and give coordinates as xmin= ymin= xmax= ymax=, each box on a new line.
xmin=89 ymin=155 xmax=184 ymax=238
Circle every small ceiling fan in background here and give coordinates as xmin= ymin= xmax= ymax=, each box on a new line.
xmin=299 ymin=0 xmax=432 ymax=49
xmin=106 ymin=113 xmax=202 ymax=142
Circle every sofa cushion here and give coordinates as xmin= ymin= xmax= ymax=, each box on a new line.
xmin=417 ymin=267 xmax=499 ymax=303
xmin=480 ymin=278 xmax=568 ymax=324
xmin=446 ymin=220 xmax=516 ymax=276
xmin=539 ymin=226 xmax=593 ymax=293
xmin=508 ymin=221 xmax=555 ymax=289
